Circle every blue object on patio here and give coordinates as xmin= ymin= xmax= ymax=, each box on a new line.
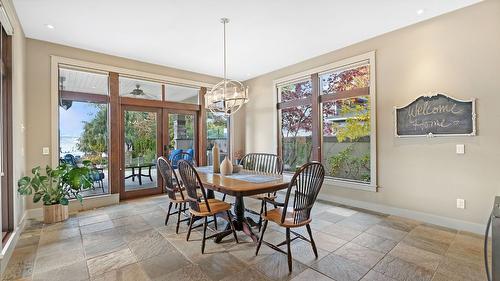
xmin=169 ymin=149 xmax=183 ymax=168
xmin=183 ymin=149 xmax=194 ymax=160
xmin=90 ymin=169 xmax=105 ymax=192
xmin=63 ymin=154 xmax=77 ymax=167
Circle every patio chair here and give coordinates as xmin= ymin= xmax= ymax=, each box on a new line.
xmin=255 ymin=162 xmax=325 ymax=272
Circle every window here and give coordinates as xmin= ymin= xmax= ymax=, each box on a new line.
xmin=278 ymin=80 xmax=313 ymax=172
xmin=207 ymin=112 xmax=229 ymax=165
xmin=59 ymin=67 xmax=110 ymax=197
xmin=276 ymin=52 xmax=376 ymax=190
xmin=119 ymin=76 xmax=162 ymax=100
xmin=321 ymin=64 xmax=371 ymax=183
xmin=165 ymin=84 xmax=199 ymax=104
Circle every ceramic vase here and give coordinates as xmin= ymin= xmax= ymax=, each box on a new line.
xmin=212 ymin=143 xmax=220 ymax=173
xmin=220 ymin=156 xmax=233 ymax=176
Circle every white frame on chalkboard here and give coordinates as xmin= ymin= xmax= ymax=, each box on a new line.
xmin=393 ymin=92 xmax=476 ymax=138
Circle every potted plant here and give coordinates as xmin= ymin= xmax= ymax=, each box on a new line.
xmin=17 ymin=161 xmax=93 ymax=223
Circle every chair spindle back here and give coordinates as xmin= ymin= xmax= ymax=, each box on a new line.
xmin=157 ymin=156 xmax=184 ymax=201
xmin=282 ymin=162 xmax=325 ymax=225
xmin=240 ymin=153 xmax=283 ymax=175
xmin=178 ymin=160 xmax=210 ymax=213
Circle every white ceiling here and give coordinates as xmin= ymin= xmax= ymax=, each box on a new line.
xmin=14 ymin=0 xmax=481 ymax=80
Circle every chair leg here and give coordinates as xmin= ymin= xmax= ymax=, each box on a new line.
xmin=258 ymin=200 xmax=264 ymax=232
xmin=226 ymin=211 xmax=238 ymax=243
xmin=186 ymin=214 xmax=194 ymax=241
xmin=176 ymin=203 xmax=182 ymax=234
xmin=165 ymin=202 xmax=173 ymax=225
xmin=202 ymin=216 xmax=208 ymax=254
xmin=213 ymin=213 xmax=218 ymax=230
xmin=306 ymin=224 xmax=318 ymax=258
xmin=286 ymin=227 xmax=292 ymax=272
xmin=222 ymin=194 xmax=227 ymax=202
xmin=255 ymin=220 xmax=268 ymax=256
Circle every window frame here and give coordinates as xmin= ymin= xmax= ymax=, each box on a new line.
xmin=274 ymin=51 xmax=377 ymax=191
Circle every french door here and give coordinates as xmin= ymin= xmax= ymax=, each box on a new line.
xmin=120 ymin=106 xmax=198 ymax=199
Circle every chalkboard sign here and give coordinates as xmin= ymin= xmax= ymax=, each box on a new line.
xmin=395 ymin=93 xmax=476 ymax=137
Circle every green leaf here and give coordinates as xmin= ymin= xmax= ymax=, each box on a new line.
xmin=17 ymin=176 xmax=31 ymax=188
xmin=32 ymin=166 xmax=41 ymax=175
xmin=76 ymin=194 xmax=83 ymax=204
xmin=59 ymin=197 xmax=69 ymax=205
xmin=33 ymin=193 xmax=42 ymax=203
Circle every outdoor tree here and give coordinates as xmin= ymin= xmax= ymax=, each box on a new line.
xmin=77 ymin=104 xmax=108 ymax=163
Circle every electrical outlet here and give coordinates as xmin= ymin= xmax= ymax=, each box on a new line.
xmin=42 ymin=147 xmax=50 ymax=155
xmin=456 ymin=198 xmax=465 ymax=209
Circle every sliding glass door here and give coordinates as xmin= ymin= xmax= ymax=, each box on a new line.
xmin=166 ymin=111 xmax=197 ymax=161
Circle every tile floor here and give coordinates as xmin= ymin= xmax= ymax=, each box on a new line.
xmin=2 ymin=195 xmax=490 ymax=281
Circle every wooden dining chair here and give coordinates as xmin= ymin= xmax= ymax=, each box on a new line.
xmin=157 ymin=156 xmax=193 ymax=234
xmin=255 ymin=162 xmax=325 ymax=272
xmin=229 ymin=153 xmax=283 ymax=231
xmin=177 ymin=160 xmax=239 ymax=254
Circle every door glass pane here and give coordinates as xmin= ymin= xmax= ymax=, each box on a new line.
xmin=123 ymin=110 xmax=158 ymax=191
xmin=165 ymin=84 xmax=199 ymax=104
xmin=207 ymin=112 xmax=229 ymax=165
xmin=168 ymin=113 xmax=195 ymax=157
xmin=59 ymin=103 xmax=109 ymax=197
xmin=119 ymin=76 xmax=162 ymax=100
xmin=280 ymin=105 xmax=312 ymax=172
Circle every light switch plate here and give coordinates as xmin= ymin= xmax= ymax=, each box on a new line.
xmin=42 ymin=147 xmax=50 ymax=155
xmin=456 ymin=144 xmax=465 ymax=154
xmin=457 ymin=198 xmax=465 ymax=209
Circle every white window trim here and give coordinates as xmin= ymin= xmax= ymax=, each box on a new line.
xmin=274 ymin=51 xmax=377 ymax=192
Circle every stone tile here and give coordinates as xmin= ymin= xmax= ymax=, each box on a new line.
xmin=80 ymin=220 xmax=114 ymax=235
xmin=409 ymin=225 xmax=456 ymax=245
xmin=161 ymin=263 xmax=211 ymax=281
xmin=401 ymin=233 xmax=451 ymax=255
xmin=79 ymin=214 xmax=111 ymax=227
xmin=34 ymin=247 xmax=86 ymax=275
xmin=2 ymin=246 xmax=37 ymax=280
xmin=127 ymin=230 xmax=176 ymax=261
xmin=32 ymin=260 xmax=89 ymax=281
xmin=326 ymin=206 xmax=358 ymax=217
xmin=91 ymin=263 xmax=150 ymax=281
xmin=309 ymin=219 xmax=335 ymax=232
xmin=227 ymin=240 xmax=274 ymax=265
xmin=388 ymin=243 xmax=442 ymax=271
xmin=366 ymin=225 xmax=408 ymax=241
xmin=290 ymin=240 xmax=329 ymax=265
xmin=378 ymin=216 xmax=420 ymax=232
xmin=316 ymin=211 xmax=347 ymax=224
xmin=220 ymin=267 xmax=272 ymax=281
xmin=42 ymin=217 xmax=79 ymax=232
xmin=311 ymin=253 xmax=370 ymax=281
xmin=361 ymin=270 xmax=397 ymax=281
xmin=39 ymin=227 xmax=80 ymax=245
xmin=311 ymin=231 xmax=348 ymax=252
xmin=139 ymin=252 xmax=190 ymax=280
xmin=83 ymin=228 xmax=127 ymax=259
xmin=322 ymin=224 xmax=363 ymax=241
xmin=87 ymin=248 xmax=137 ymax=277
xmin=373 ymin=255 xmax=434 ymax=281
xmin=195 ymin=252 xmax=247 ymax=281
xmin=254 ymin=252 xmax=308 ymax=281
xmin=140 ymin=210 xmax=167 ymax=228
xmin=291 ymin=268 xmax=334 ymax=281
xmin=435 ymin=255 xmax=487 ymax=281
xmin=36 ymin=236 xmax=83 ymax=257
xmin=111 ymin=215 xmax=148 ymax=227
xmin=334 ymin=242 xmax=385 ymax=268
xmin=352 ymin=232 xmax=397 ymax=254
xmin=115 ymin=221 xmax=153 ymax=243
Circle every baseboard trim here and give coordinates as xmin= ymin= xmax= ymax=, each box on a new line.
xmin=1 ymin=211 xmax=28 ymax=277
xmin=316 ymin=193 xmax=486 ymax=235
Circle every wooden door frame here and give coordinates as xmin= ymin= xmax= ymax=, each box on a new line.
xmin=120 ymin=105 xmax=163 ymax=200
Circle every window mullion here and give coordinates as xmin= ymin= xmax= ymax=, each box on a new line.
xmin=311 ymin=73 xmax=321 ymax=162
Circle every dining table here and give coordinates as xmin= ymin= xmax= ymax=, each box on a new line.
xmin=194 ymin=166 xmax=291 ymax=243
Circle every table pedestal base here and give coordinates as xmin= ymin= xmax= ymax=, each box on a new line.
xmin=214 ymin=196 xmax=259 ymax=243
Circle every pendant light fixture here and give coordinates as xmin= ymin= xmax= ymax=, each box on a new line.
xmin=205 ymin=18 xmax=248 ymax=116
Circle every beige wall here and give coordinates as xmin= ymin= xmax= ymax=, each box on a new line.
xmin=242 ymin=0 xmax=500 ymax=232
xmin=1 ymin=0 xmax=27 ymax=273
xmin=25 ymin=39 xmax=221 ymax=210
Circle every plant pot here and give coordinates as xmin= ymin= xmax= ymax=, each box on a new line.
xmin=43 ymin=204 xmax=69 ymax=224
